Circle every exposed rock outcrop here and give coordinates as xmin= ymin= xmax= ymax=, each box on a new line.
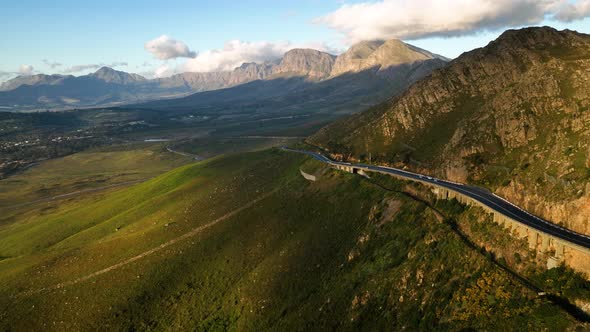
xmin=331 ymin=39 xmax=447 ymax=77
xmin=273 ymin=49 xmax=335 ymax=79
xmin=312 ymin=27 xmax=590 ymax=236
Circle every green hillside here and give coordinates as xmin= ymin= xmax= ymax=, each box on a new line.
xmin=0 ymin=149 xmax=586 ymax=330
xmin=0 ymin=143 xmax=192 ymax=208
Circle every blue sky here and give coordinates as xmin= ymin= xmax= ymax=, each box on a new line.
xmin=2 ymin=0 xmax=590 ymax=81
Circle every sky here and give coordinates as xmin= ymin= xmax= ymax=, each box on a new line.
xmin=2 ymin=0 xmax=590 ymax=82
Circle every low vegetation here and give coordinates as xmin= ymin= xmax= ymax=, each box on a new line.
xmin=0 ymin=149 xmax=587 ymax=330
xmin=0 ymin=143 xmax=191 ymax=208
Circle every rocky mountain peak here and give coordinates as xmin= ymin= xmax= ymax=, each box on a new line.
xmin=494 ymin=26 xmax=572 ymax=47
xmin=462 ymin=26 xmax=588 ymax=63
xmin=274 ymin=48 xmax=336 ymax=79
xmin=91 ymin=67 xmax=146 ymax=84
xmin=345 ymin=40 xmax=385 ymax=59
xmin=330 ymin=39 xmax=445 ymax=77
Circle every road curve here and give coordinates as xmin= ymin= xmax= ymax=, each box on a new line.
xmin=283 ymin=147 xmax=590 ymax=251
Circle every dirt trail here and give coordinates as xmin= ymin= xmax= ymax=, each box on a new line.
xmin=15 ymin=188 xmax=278 ymax=298
xmin=166 ymin=146 xmax=205 ymax=161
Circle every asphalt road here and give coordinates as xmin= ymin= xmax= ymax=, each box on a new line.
xmin=283 ymin=147 xmax=590 ymax=251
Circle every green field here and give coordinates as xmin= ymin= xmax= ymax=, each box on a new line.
xmin=0 ymin=143 xmax=193 ymax=207
xmin=0 ymin=149 xmax=585 ymax=330
xmin=0 ymin=136 xmax=300 ymax=229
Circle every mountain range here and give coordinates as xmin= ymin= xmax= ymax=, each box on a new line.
xmin=311 ymin=26 xmax=590 ymax=239
xmin=0 ymin=40 xmax=447 ymax=110
xmin=2 ymin=25 xmax=590 ymax=330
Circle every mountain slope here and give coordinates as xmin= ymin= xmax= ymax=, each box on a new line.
xmin=310 ymin=26 xmax=590 ymax=236
xmin=0 ymin=149 xmax=584 ymax=330
xmin=0 ymin=67 xmax=193 ymax=108
xmin=0 ymin=50 xmax=337 ymax=110
xmin=331 ymin=39 xmax=447 ymax=77
xmin=135 ymin=58 xmax=446 ymax=140
xmin=137 ymin=41 xmax=448 ymax=135
xmin=0 ymin=74 xmax=72 ymax=91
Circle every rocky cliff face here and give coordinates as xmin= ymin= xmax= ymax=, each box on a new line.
xmin=330 ymin=39 xmax=446 ymax=77
xmin=155 ymin=51 xmax=334 ymax=92
xmin=160 ymin=61 xmax=279 ymax=91
xmin=156 ymin=71 xmax=231 ymax=91
xmin=230 ymin=61 xmax=277 ymax=84
xmin=311 ymin=27 xmax=590 ymax=235
xmin=273 ymin=48 xmax=335 ymax=79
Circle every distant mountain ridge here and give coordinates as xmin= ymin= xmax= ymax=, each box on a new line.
xmin=0 ymin=40 xmax=447 ymax=110
xmin=136 ymin=40 xmax=447 ymax=140
xmin=0 ymin=74 xmax=72 ymax=91
xmin=153 ymin=48 xmax=337 ymax=93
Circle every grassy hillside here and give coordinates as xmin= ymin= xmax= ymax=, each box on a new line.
xmin=0 ymin=143 xmax=191 ymax=206
xmin=0 ymin=149 xmax=587 ymax=330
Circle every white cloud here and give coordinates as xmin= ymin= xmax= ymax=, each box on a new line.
xmin=554 ymin=0 xmax=590 ymax=21
xmin=0 ymin=65 xmax=34 ymax=82
xmin=316 ymin=0 xmax=590 ymax=42
xmin=62 ymin=62 xmax=128 ymax=74
xmin=42 ymin=59 xmax=62 ymax=69
xmin=145 ymin=35 xmax=197 ymax=60
xmin=177 ymin=40 xmax=339 ymax=74
xmin=180 ymin=40 xmax=290 ymax=72
xmin=153 ymin=64 xmax=175 ymax=78
xmin=18 ymin=64 xmax=34 ymax=75
xmin=110 ymin=61 xmax=128 ymax=67
xmin=63 ymin=64 xmax=101 ymax=73
xmin=145 ymin=37 xmax=341 ymax=78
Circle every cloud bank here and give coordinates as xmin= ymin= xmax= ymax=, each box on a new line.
xmin=0 ymin=65 xmax=35 ymax=83
xmin=181 ymin=40 xmax=291 ymax=73
xmin=145 ymin=35 xmax=197 ymax=60
xmin=0 ymin=65 xmax=35 ymax=82
xmin=0 ymin=71 xmax=13 ymax=79
xmin=554 ymin=0 xmax=590 ymax=21
xmin=150 ymin=39 xmax=339 ymax=77
xmin=317 ymin=0 xmax=590 ymax=42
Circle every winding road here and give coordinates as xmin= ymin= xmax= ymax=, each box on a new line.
xmin=283 ymin=147 xmax=590 ymax=251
